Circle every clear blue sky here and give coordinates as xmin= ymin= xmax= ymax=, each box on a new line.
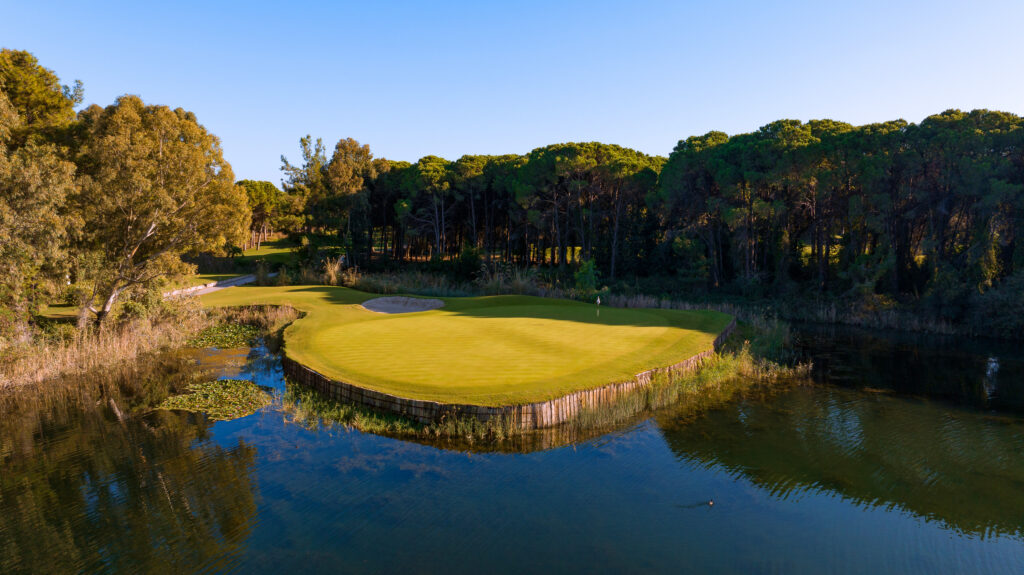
xmin=3 ymin=0 xmax=1022 ymax=184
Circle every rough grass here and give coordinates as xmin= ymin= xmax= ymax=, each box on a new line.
xmin=201 ymin=285 xmax=733 ymax=405
xmin=2 ymin=302 xmax=212 ymax=388
xmin=158 ymin=379 xmax=272 ymax=420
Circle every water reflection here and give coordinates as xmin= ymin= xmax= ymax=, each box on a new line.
xmin=794 ymin=323 xmax=1024 ymax=412
xmin=2 ymin=327 xmax=1023 ymax=574
xmin=0 ymin=351 xmax=261 ymax=574
xmin=659 ymin=385 xmax=1024 ymax=539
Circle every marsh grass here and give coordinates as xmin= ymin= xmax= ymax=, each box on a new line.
xmin=567 ymin=342 xmax=808 ymax=435
xmin=1 ymin=299 xmax=211 ymax=389
xmin=0 ymin=303 xmax=300 ymax=389
xmin=282 ymin=384 xmax=422 ymax=434
xmin=350 ymin=270 xmax=475 ymax=297
xmin=158 ymin=379 xmax=272 ymax=421
xmin=215 ymin=305 xmax=301 ymax=352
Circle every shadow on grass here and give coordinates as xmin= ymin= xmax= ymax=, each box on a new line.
xmin=281 ymin=286 xmax=732 ymax=334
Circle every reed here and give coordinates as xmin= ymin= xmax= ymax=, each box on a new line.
xmin=297 ymin=265 xmax=321 ymax=285
xmin=282 ymin=383 xmax=524 ymax=443
xmin=0 ymin=300 xmax=211 ymax=389
xmin=0 ymin=303 xmax=301 ymax=389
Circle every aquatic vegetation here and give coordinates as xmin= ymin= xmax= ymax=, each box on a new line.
xmin=282 ymin=383 xmax=522 ymax=443
xmin=158 ymin=379 xmax=272 ymax=421
xmin=187 ymin=324 xmax=261 ymax=348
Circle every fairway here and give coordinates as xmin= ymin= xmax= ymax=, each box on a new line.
xmin=201 ymin=286 xmax=732 ymax=405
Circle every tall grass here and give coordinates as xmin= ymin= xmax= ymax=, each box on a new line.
xmin=0 ymin=303 xmax=301 ymax=389
xmin=322 ymin=257 xmax=344 ymax=286
xmin=338 ymin=266 xmax=547 ymax=298
xmin=606 ymin=292 xmax=961 ymax=336
xmin=1 ymin=299 xmax=211 ymax=389
xmin=566 ymin=341 xmax=808 ymax=434
xmin=350 ymin=269 xmax=476 ymax=297
xmin=254 ymin=260 xmax=272 ymax=286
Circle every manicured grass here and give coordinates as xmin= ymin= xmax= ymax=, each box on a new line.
xmin=40 ymin=304 xmax=78 ymax=321
xmin=183 ymin=273 xmax=239 ymax=287
xmin=237 ymin=238 xmax=296 ymax=266
xmin=200 ymin=286 xmax=733 ymax=406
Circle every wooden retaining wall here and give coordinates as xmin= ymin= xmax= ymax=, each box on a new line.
xmin=282 ymin=317 xmax=737 ymax=430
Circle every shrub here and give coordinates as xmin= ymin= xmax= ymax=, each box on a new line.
xmin=254 ymin=260 xmax=272 ymax=286
xmin=574 ymin=259 xmax=599 ymax=295
xmin=454 ymin=246 xmax=482 ymax=281
xmin=298 ymin=265 xmax=320 ymax=285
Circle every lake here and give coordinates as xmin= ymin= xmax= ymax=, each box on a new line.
xmin=1 ymin=324 xmax=1023 ymax=574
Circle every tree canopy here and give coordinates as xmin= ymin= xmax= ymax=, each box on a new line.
xmin=75 ymin=95 xmax=249 ymax=322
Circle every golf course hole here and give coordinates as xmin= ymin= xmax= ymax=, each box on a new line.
xmin=360 ymin=296 xmax=445 ymax=314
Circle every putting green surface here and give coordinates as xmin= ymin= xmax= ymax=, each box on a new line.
xmin=201 ymin=286 xmax=732 ymax=405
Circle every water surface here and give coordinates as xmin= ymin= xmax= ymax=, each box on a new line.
xmin=2 ymin=326 xmax=1023 ymax=574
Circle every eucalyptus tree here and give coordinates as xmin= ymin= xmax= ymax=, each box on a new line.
xmin=0 ymin=91 xmax=77 ymax=340
xmin=76 ymin=95 xmax=250 ymax=324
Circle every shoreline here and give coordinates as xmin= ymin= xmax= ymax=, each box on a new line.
xmin=282 ymin=317 xmax=737 ymax=430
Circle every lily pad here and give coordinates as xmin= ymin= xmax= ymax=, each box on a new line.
xmin=159 ymin=379 xmax=272 ymax=421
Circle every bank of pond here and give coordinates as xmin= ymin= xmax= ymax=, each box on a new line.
xmin=1 ymin=322 xmax=1023 ymax=573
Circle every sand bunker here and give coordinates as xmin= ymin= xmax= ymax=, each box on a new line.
xmin=360 ymin=296 xmax=445 ymax=314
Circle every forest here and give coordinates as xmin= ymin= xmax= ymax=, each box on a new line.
xmin=269 ymin=115 xmax=1023 ymax=337
xmin=2 ymin=48 xmax=1022 ymax=345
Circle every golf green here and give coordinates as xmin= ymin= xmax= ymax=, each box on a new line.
xmin=200 ymin=286 xmax=733 ymax=405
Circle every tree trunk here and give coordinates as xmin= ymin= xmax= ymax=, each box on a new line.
xmin=91 ymin=287 xmax=122 ymax=326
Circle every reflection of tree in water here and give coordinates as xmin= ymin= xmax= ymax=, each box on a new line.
xmin=0 ymin=355 xmax=260 ymax=573
xmin=795 ymin=323 xmax=1024 ymax=412
xmin=659 ymin=385 xmax=1024 ymax=539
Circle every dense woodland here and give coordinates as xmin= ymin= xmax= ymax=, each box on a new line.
xmin=268 ymin=114 xmax=1023 ymax=337
xmin=1 ymin=48 xmax=1022 ymax=344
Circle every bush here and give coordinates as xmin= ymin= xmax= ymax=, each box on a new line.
xmin=574 ymin=259 xmax=599 ymax=294
xmin=453 ymin=246 xmax=482 ymax=281
xmin=966 ymin=272 xmax=1024 ymax=339
xmin=254 ymin=260 xmax=272 ymax=286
